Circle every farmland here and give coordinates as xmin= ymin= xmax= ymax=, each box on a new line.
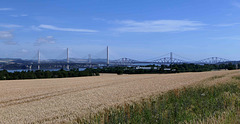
xmin=0 ymin=70 xmax=239 ymax=123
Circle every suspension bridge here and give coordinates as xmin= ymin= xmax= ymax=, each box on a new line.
xmin=31 ymin=46 xmax=237 ymax=70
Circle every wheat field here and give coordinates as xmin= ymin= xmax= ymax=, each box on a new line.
xmin=0 ymin=70 xmax=239 ymax=123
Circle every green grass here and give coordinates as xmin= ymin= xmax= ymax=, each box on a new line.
xmin=209 ymin=75 xmax=225 ymax=80
xmin=188 ymin=108 xmax=240 ymax=124
xmin=233 ymin=75 xmax=240 ymax=80
xmin=74 ymin=76 xmax=240 ymax=124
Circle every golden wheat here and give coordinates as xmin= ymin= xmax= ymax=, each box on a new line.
xmin=0 ymin=70 xmax=239 ymax=123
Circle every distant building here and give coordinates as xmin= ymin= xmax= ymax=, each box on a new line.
xmin=164 ymin=68 xmax=176 ymax=72
xmin=164 ymin=68 xmax=171 ymax=71
xmin=136 ymin=66 xmax=158 ymax=70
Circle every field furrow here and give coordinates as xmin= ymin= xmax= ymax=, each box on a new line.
xmin=0 ymin=70 xmax=239 ymax=123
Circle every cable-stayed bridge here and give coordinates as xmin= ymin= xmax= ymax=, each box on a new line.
xmin=25 ymin=46 xmax=237 ymax=69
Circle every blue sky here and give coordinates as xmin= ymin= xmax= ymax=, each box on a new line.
xmin=0 ymin=0 xmax=240 ymax=61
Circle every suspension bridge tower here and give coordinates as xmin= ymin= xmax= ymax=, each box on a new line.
xmin=66 ymin=48 xmax=69 ymax=70
xmin=38 ymin=50 xmax=40 ymax=70
xmin=88 ymin=54 xmax=92 ymax=68
xmin=170 ymin=52 xmax=173 ymax=65
xmin=107 ymin=46 xmax=109 ymax=66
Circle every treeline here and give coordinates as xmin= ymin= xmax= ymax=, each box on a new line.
xmin=98 ymin=63 xmax=239 ymax=74
xmin=171 ymin=63 xmax=237 ymax=72
xmin=0 ymin=63 xmax=238 ymax=80
xmin=0 ymin=68 xmax=99 ymax=80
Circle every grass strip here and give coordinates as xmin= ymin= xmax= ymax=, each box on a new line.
xmin=74 ymin=76 xmax=240 ymax=124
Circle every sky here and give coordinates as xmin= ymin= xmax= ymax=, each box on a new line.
xmin=0 ymin=0 xmax=240 ymax=61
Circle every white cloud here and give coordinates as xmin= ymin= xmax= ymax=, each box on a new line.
xmin=214 ymin=23 xmax=240 ymax=27
xmin=114 ymin=20 xmax=205 ymax=32
xmin=232 ymin=2 xmax=240 ymax=8
xmin=0 ymin=8 xmax=13 ymax=11
xmin=38 ymin=24 xmax=98 ymax=32
xmin=3 ymin=40 xmax=17 ymax=45
xmin=10 ymin=14 xmax=28 ymax=17
xmin=0 ymin=31 xmax=13 ymax=39
xmin=31 ymin=25 xmax=42 ymax=31
xmin=0 ymin=24 xmax=22 ymax=28
xmin=210 ymin=36 xmax=240 ymax=40
xmin=93 ymin=17 xmax=106 ymax=21
xmin=35 ymin=36 xmax=56 ymax=46
xmin=21 ymin=49 xmax=28 ymax=53
xmin=0 ymin=31 xmax=17 ymax=45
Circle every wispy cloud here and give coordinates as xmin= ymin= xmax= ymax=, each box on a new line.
xmin=0 ymin=8 xmax=13 ymax=11
xmin=10 ymin=14 xmax=28 ymax=17
xmin=0 ymin=31 xmax=13 ymax=39
xmin=3 ymin=40 xmax=17 ymax=45
xmin=0 ymin=24 xmax=22 ymax=28
xmin=214 ymin=23 xmax=240 ymax=27
xmin=20 ymin=49 xmax=28 ymax=53
xmin=114 ymin=20 xmax=205 ymax=32
xmin=0 ymin=31 xmax=17 ymax=45
xmin=210 ymin=36 xmax=240 ymax=40
xmin=34 ymin=36 xmax=56 ymax=46
xmin=38 ymin=24 xmax=98 ymax=32
xmin=31 ymin=25 xmax=42 ymax=31
xmin=92 ymin=17 xmax=106 ymax=21
xmin=232 ymin=2 xmax=240 ymax=8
